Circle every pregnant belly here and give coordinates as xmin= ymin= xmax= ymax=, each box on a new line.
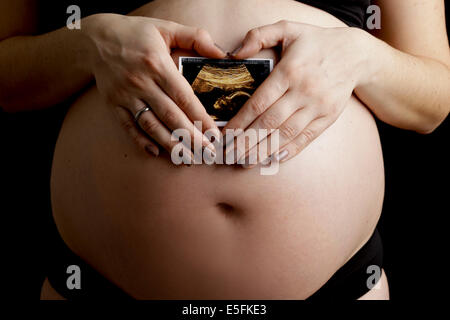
xmin=50 ymin=0 xmax=385 ymax=299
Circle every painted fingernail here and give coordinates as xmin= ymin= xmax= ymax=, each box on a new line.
xmin=182 ymin=149 xmax=194 ymax=166
xmin=274 ymin=149 xmax=289 ymax=162
xmin=203 ymin=146 xmax=216 ymax=163
xmin=261 ymin=156 xmax=272 ymax=166
xmin=204 ymin=129 xmax=221 ymax=147
xmin=211 ymin=128 xmax=222 ymax=143
xmin=241 ymin=156 xmax=253 ymax=168
xmin=145 ymin=145 xmax=159 ymax=157
xmin=242 ymin=162 xmax=257 ymax=169
xmin=203 ymin=139 xmax=216 ymax=153
xmin=230 ymin=45 xmax=242 ymax=56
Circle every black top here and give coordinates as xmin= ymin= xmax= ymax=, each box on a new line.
xmin=300 ymin=0 xmax=371 ymax=28
xmin=37 ymin=0 xmax=372 ymax=33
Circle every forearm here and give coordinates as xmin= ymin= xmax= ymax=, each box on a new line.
xmin=355 ymin=29 xmax=450 ymax=134
xmin=0 ymin=17 xmax=96 ymax=112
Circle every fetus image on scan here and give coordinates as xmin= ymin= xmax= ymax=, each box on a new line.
xmin=180 ymin=58 xmax=272 ymax=123
xmin=191 ymin=64 xmax=254 ymax=121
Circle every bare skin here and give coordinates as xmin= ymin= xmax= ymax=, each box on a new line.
xmin=1 ymin=1 xmax=448 ymax=156
xmin=47 ymin=0 xmax=385 ymax=299
xmin=0 ymin=0 xmax=447 ymax=300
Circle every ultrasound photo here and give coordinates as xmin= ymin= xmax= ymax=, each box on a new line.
xmin=179 ymin=57 xmax=273 ymax=126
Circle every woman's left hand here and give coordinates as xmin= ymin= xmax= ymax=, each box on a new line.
xmin=224 ymin=20 xmax=370 ymax=167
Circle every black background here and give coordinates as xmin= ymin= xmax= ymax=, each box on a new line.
xmin=1 ymin=4 xmax=449 ymax=301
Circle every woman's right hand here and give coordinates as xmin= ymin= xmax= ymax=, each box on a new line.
xmin=82 ymin=14 xmax=225 ymax=158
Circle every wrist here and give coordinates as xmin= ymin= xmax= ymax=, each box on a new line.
xmin=79 ymin=13 xmax=119 ymax=75
xmin=350 ymin=27 xmax=381 ymax=87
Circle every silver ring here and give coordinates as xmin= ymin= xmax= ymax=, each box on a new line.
xmin=134 ymin=106 xmax=151 ymax=124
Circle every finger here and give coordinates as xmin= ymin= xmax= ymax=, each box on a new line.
xmin=223 ymin=65 xmax=289 ymax=136
xmin=233 ymin=90 xmax=300 ymax=162
xmin=245 ymin=90 xmax=303 ymax=143
xmin=113 ymin=104 xmax=159 ymax=157
xmin=132 ymin=102 xmax=194 ymax=162
xmin=232 ymin=20 xmax=302 ymax=59
xmin=153 ymin=58 xmax=221 ymax=142
xmin=240 ymin=131 xmax=276 ymax=169
xmin=139 ymin=79 xmax=217 ymax=153
xmin=273 ymin=106 xmax=319 ymax=150
xmin=240 ymin=106 xmax=318 ymax=166
xmin=164 ymin=23 xmax=226 ymax=58
xmin=275 ymin=116 xmax=331 ymax=163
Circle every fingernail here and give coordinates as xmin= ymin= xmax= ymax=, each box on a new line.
xmin=203 ymin=132 xmax=217 ymax=154
xmin=203 ymin=146 xmax=216 ymax=163
xmin=211 ymin=128 xmax=222 ymax=143
xmin=214 ymin=43 xmax=226 ymax=53
xmin=204 ymin=129 xmax=221 ymax=146
xmin=230 ymin=45 xmax=242 ymax=56
xmin=242 ymin=162 xmax=257 ymax=169
xmin=261 ymin=156 xmax=272 ymax=166
xmin=274 ymin=149 xmax=289 ymax=162
xmin=203 ymin=138 xmax=216 ymax=153
xmin=207 ymin=146 xmax=217 ymax=158
xmin=145 ymin=145 xmax=159 ymax=157
xmin=182 ymin=149 xmax=194 ymax=166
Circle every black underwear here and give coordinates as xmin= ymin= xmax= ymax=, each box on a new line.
xmin=307 ymin=228 xmax=383 ymax=301
xmin=46 ymin=225 xmax=383 ymax=300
